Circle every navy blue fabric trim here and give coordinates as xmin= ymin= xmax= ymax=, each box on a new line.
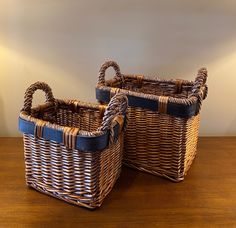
xmin=96 ymin=88 xmax=198 ymax=118
xmin=19 ymin=117 xmax=121 ymax=152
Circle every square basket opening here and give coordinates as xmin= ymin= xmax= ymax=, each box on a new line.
xmin=105 ymin=76 xmax=194 ymax=99
xmin=30 ymin=100 xmax=104 ymax=133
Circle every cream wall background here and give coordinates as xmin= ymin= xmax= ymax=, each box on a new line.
xmin=0 ymin=0 xmax=236 ymax=136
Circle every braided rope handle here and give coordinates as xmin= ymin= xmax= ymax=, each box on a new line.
xmin=100 ymin=93 xmax=128 ymax=132
xmin=21 ymin=82 xmax=55 ymax=113
xmin=98 ymin=61 xmax=122 ymax=85
xmin=192 ymin=68 xmax=208 ymax=100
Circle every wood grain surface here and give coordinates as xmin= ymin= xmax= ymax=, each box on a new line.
xmin=0 ymin=137 xmax=236 ymax=227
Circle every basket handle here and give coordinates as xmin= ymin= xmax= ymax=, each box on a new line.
xmin=100 ymin=93 xmax=128 ymax=132
xmin=21 ymin=81 xmax=55 ymax=113
xmin=192 ymin=68 xmax=208 ymax=100
xmin=98 ymin=61 xmax=122 ymax=85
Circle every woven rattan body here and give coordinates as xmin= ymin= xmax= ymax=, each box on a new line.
xmin=19 ymin=82 xmax=128 ymax=209
xmin=96 ymin=61 xmax=208 ymax=182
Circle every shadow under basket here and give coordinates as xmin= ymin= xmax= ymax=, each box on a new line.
xmin=96 ymin=61 xmax=208 ymax=182
xmin=19 ymin=82 xmax=128 ymax=209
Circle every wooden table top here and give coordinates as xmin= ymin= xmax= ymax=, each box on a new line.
xmin=0 ymin=137 xmax=236 ymax=227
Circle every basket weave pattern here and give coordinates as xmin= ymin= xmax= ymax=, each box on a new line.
xmin=23 ymin=134 xmax=123 ymax=208
xmin=96 ymin=61 xmax=208 ymax=182
xmin=124 ymin=108 xmax=200 ymax=180
xmin=19 ymin=82 xmax=128 ymax=208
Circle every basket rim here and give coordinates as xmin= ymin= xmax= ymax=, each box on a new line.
xmin=97 ymin=73 xmax=208 ymax=105
xmin=19 ymin=99 xmax=123 ymax=152
xmin=96 ymin=72 xmax=208 ymax=118
xmin=96 ymin=88 xmax=204 ymax=119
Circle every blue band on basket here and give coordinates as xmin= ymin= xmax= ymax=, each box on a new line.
xmin=96 ymin=88 xmax=198 ymax=118
xmin=19 ymin=117 xmax=120 ymax=152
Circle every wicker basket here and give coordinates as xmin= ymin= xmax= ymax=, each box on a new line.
xmin=19 ymin=82 xmax=128 ymax=209
xmin=96 ymin=61 xmax=208 ymax=182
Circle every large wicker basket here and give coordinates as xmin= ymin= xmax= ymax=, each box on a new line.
xmin=96 ymin=61 xmax=208 ymax=182
xmin=19 ymin=82 xmax=128 ymax=209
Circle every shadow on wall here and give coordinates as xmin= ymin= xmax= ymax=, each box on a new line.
xmin=0 ymin=1 xmax=236 ymax=137
xmin=0 ymin=96 xmax=8 ymax=136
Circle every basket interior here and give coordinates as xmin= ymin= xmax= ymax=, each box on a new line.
xmin=31 ymin=101 xmax=103 ymax=132
xmin=106 ymin=77 xmax=194 ymax=99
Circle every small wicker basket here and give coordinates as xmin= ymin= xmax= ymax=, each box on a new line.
xmin=96 ymin=61 xmax=208 ymax=182
xmin=19 ymin=82 xmax=128 ymax=209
